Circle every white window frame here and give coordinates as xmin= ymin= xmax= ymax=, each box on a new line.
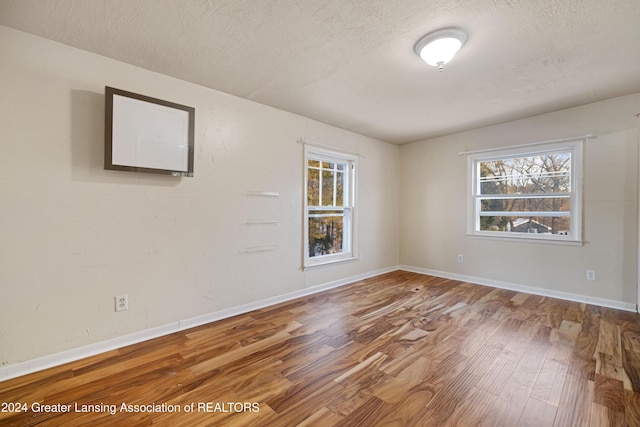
xmin=304 ymin=145 xmax=358 ymax=268
xmin=467 ymin=139 xmax=583 ymax=244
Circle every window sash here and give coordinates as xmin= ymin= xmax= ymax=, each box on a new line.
xmin=477 ymin=152 xmax=572 ymax=196
xmin=307 ymin=156 xmax=348 ymax=208
xmin=468 ymin=140 xmax=583 ymax=243
xmin=307 ymin=208 xmax=351 ymax=259
xmin=478 ymin=211 xmax=570 ymax=217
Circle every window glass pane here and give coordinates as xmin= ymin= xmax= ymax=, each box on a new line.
xmin=322 ymin=170 xmax=335 ymax=206
xmin=479 ymin=216 xmax=570 ymax=235
xmin=322 ymin=161 xmax=335 ymax=169
xmin=308 ymin=159 xmax=320 ymax=168
xmin=480 ymin=197 xmax=570 ymax=213
xmin=480 ymin=152 xmax=571 ymax=195
xmin=308 ymin=168 xmax=319 ymax=206
xmin=336 ymin=171 xmax=344 ymax=206
xmin=308 ymin=215 xmax=344 ymax=257
xmin=337 ymin=164 xmax=345 ymax=171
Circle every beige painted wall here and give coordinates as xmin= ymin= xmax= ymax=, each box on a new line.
xmin=400 ymin=93 xmax=640 ymax=305
xmin=0 ymin=26 xmax=400 ymax=367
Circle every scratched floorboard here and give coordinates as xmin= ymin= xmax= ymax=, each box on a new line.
xmin=1 ymin=270 xmax=639 ymax=426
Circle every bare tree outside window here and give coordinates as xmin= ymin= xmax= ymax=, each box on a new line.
xmin=469 ymin=140 xmax=582 ymax=242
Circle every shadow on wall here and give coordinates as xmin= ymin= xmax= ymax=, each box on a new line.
xmin=621 ymin=129 xmax=639 ymax=302
xmin=69 ymin=89 xmax=179 ymax=187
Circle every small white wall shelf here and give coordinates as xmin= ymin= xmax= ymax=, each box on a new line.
xmin=245 ymin=219 xmax=280 ymax=225
xmin=241 ymin=245 xmax=279 ymax=254
xmin=246 ymin=191 xmax=280 ymax=197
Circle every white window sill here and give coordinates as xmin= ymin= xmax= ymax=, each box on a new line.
xmin=303 ymin=255 xmax=360 ymax=270
xmin=466 ymin=233 xmax=584 ymax=246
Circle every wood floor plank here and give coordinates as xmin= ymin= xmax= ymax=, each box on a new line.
xmin=548 ymin=319 xmax=582 ymax=364
xmin=590 ymin=402 xmax=625 ymax=427
xmin=568 ymin=304 xmax=601 ymax=383
xmin=485 ymin=317 xmax=524 ymax=351
xmin=625 ymin=389 xmax=640 ymax=426
xmin=518 ymin=397 xmax=558 ymax=427
xmin=372 ymin=383 xmax=437 ymax=426
xmin=621 ymin=333 xmax=640 ymax=392
xmin=554 ymin=373 xmax=595 ymax=426
xmin=424 ymin=368 xmax=481 ymax=419
xmin=593 ymin=373 xmax=625 ymax=412
xmin=530 ymin=358 xmax=569 ymax=406
xmin=189 ymin=321 xmax=302 ymax=375
xmin=444 ymin=386 xmax=497 ymax=427
xmin=597 ymin=320 xmax=623 ymax=362
xmin=476 ymin=356 xmax=517 ymax=396
xmin=500 ymin=322 xmax=539 ymax=362
xmin=0 ymin=270 xmax=637 ymax=426
xmin=297 ymin=407 xmax=344 ymax=426
xmin=509 ymin=292 xmax=531 ymax=308
xmin=333 ymin=396 xmax=394 ymax=427
xmin=595 ymin=350 xmax=634 ymax=391
xmin=510 ymin=326 xmax=552 ymax=388
xmin=324 ymin=378 xmax=373 ymax=418
xmin=481 ymin=380 xmax=531 ymax=426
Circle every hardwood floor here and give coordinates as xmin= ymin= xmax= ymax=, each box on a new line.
xmin=1 ymin=270 xmax=640 ymax=426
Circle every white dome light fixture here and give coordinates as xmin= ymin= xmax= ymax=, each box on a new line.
xmin=414 ymin=28 xmax=467 ymax=72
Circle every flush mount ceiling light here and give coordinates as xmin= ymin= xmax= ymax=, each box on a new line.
xmin=414 ymin=28 xmax=467 ymax=72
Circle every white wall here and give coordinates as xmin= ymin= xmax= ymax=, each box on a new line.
xmin=400 ymin=93 xmax=640 ymax=307
xmin=0 ymin=26 xmax=400 ymax=368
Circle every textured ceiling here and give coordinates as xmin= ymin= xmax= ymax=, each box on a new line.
xmin=1 ymin=0 xmax=639 ymax=144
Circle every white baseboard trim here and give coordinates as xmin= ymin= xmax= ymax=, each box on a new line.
xmin=399 ymin=265 xmax=637 ymax=313
xmin=0 ymin=265 xmax=399 ymax=382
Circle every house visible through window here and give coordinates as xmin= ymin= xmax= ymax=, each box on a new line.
xmin=468 ymin=139 xmax=583 ymax=243
xmin=304 ymin=145 xmax=357 ymax=266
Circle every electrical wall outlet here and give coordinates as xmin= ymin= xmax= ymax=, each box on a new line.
xmin=586 ymin=270 xmax=596 ymax=281
xmin=457 ymin=254 xmax=464 ymax=263
xmin=115 ymin=294 xmax=128 ymax=312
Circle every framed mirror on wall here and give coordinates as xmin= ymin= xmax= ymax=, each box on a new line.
xmin=105 ymin=86 xmax=195 ymax=177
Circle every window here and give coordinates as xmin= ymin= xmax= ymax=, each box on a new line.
xmin=468 ymin=140 xmax=583 ymax=243
xmin=304 ymin=145 xmax=357 ymax=267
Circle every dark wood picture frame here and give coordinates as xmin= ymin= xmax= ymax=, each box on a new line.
xmin=105 ymin=86 xmax=195 ymax=177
